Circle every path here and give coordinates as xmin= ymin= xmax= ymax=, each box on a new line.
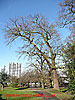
xmin=33 ymin=90 xmax=60 ymax=100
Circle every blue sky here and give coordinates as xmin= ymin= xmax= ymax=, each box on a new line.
xmin=0 ymin=0 xmax=70 ymax=72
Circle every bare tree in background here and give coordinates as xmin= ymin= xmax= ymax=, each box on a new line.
xmin=27 ymin=43 xmax=53 ymax=89
xmin=20 ymin=70 xmax=41 ymax=88
xmin=4 ymin=14 xmax=62 ymax=90
xmin=57 ymin=0 xmax=75 ymax=27
xmin=28 ymin=55 xmax=47 ymax=89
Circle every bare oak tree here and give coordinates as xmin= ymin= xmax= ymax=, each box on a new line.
xmin=4 ymin=14 xmax=61 ymax=90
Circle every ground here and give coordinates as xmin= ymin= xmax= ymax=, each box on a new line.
xmin=0 ymin=87 xmax=74 ymax=100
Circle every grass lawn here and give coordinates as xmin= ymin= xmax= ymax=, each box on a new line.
xmin=0 ymin=87 xmax=42 ymax=100
xmin=47 ymin=89 xmax=75 ymax=100
xmin=0 ymin=87 xmax=75 ymax=100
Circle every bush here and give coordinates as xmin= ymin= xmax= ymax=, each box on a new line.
xmin=11 ymin=83 xmax=18 ymax=88
xmin=68 ymin=79 xmax=75 ymax=95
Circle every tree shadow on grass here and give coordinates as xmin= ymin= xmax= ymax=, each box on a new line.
xmin=0 ymin=94 xmax=6 ymax=100
xmin=15 ymin=87 xmax=28 ymax=90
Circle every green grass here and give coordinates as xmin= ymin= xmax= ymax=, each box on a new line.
xmin=60 ymin=88 xmax=68 ymax=92
xmin=0 ymin=87 xmax=75 ymax=100
xmin=0 ymin=87 xmax=42 ymax=100
xmin=47 ymin=89 xmax=74 ymax=100
xmin=4 ymin=87 xmax=28 ymax=90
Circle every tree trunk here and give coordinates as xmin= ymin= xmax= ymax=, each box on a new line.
xmin=52 ymin=69 xmax=59 ymax=90
xmin=40 ymin=82 xmax=41 ymax=87
xmin=0 ymin=83 xmax=3 ymax=90
xmin=41 ymin=79 xmax=44 ymax=89
xmin=49 ymin=47 xmax=59 ymax=90
xmin=28 ymin=82 xmax=30 ymax=88
xmin=50 ymin=79 xmax=53 ymax=88
xmin=35 ymin=82 xmax=36 ymax=88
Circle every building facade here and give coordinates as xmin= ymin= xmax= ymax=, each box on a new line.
xmin=9 ymin=62 xmax=21 ymax=78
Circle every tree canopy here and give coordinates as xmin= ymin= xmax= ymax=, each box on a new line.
xmin=57 ymin=0 xmax=75 ymax=28
xmin=4 ymin=14 xmax=62 ymax=90
xmin=0 ymin=69 xmax=10 ymax=88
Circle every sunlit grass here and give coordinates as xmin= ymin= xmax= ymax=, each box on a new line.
xmin=0 ymin=87 xmax=74 ymax=100
xmin=47 ymin=88 xmax=74 ymax=100
xmin=0 ymin=88 xmax=42 ymax=100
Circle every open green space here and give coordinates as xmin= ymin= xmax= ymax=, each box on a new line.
xmin=47 ymin=89 xmax=75 ymax=100
xmin=0 ymin=87 xmax=42 ymax=100
xmin=0 ymin=87 xmax=75 ymax=100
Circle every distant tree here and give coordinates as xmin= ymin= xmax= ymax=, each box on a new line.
xmin=62 ymin=33 xmax=75 ymax=94
xmin=27 ymin=44 xmax=51 ymax=89
xmin=20 ymin=70 xmax=41 ymax=88
xmin=0 ymin=69 xmax=10 ymax=89
xmin=57 ymin=0 xmax=75 ymax=91
xmin=11 ymin=76 xmax=20 ymax=84
xmin=57 ymin=0 xmax=75 ymax=28
xmin=28 ymin=55 xmax=47 ymax=89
